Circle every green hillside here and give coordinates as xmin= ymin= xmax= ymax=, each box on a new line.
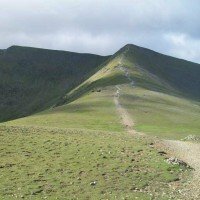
xmin=0 ymin=46 xmax=109 ymax=122
xmin=0 ymin=44 xmax=200 ymax=199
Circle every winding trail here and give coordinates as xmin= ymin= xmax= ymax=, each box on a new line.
xmin=114 ymin=51 xmax=200 ymax=199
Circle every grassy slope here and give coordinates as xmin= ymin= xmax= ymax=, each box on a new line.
xmin=0 ymin=46 xmax=109 ymax=122
xmin=53 ymin=45 xmax=200 ymax=140
xmin=1 ymin=44 xmax=199 ymax=199
xmin=120 ymin=86 xmax=200 ymax=140
xmin=117 ymin=45 xmax=200 ymax=139
xmin=5 ymin=87 xmax=123 ymax=132
xmin=1 ymin=60 xmax=186 ymax=199
xmin=3 ymin=53 xmax=130 ymax=131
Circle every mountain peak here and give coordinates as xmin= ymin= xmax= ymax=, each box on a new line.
xmin=122 ymin=43 xmax=146 ymax=50
xmin=115 ymin=44 xmax=148 ymax=58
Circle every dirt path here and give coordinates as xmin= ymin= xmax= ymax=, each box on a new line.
xmin=114 ymin=47 xmax=144 ymax=136
xmin=114 ymin=85 xmax=137 ymax=135
xmin=115 ymin=51 xmax=200 ymax=199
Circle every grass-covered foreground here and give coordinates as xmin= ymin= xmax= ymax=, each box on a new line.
xmin=0 ymin=125 xmax=187 ymax=200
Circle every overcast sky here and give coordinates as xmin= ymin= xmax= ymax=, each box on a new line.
xmin=0 ymin=0 xmax=200 ymax=63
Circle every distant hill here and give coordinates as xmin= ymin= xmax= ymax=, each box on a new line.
xmin=0 ymin=46 xmax=109 ymax=122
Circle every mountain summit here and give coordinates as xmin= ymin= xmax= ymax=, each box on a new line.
xmin=119 ymin=44 xmax=200 ymax=98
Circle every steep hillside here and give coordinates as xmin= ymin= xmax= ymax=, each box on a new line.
xmin=0 ymin=46 xmax=109 ymax=122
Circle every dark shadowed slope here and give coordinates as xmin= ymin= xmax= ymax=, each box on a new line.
xmin=0 ymin=46 xmax=109 ymax=122
xmin=121 ymin=44 xmax=200 ymax=99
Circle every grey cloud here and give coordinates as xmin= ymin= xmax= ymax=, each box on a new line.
xmin=0 ymin=0 xmax=200 ymax=63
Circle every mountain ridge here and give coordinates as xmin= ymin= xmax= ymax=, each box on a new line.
xmin=120 ymin=44 xmax=200 ymax=99
xmin=3 ymin=43 xmax=200 ymax=65
xmin=4 ymin=45 xmax=109 ymax=57
xmin=0 ymin=43 xmax=199 ymax=122
xmin=120 ymin=43 xmax=200 ymax=65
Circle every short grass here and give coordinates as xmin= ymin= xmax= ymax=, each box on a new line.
xmin=0 ymin=125 xmax=185 ymax=200
xmin=120 ymin=85 xmax=200 ymax=139
xmin=5 ymin=88 xmax=124 ymax=133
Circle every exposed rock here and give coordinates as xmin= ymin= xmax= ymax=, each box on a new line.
xmin=182 ymin=135 xmax=200 ymax=142
xmin=166 ymin=157 xmax=189 ymax=167
xmin=158 ymin=151 xmax=167 ymax=155
xmin=90 ymin=181 xmax=97 ymax=186
xmin=31 ymin=189 xmax=43 ymax=195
